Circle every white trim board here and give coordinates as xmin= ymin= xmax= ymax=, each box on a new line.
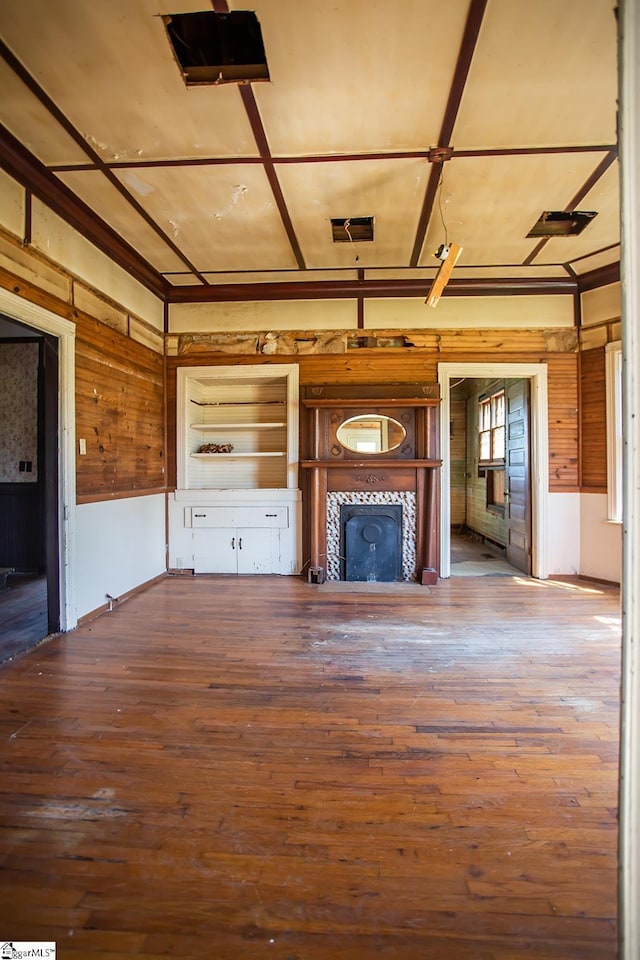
xmin=437 ymin=362 xmax=549 ymax=580
xmin=0 ymin=287 xmax=77 ymax=629
xmin=618 ymin=0 xmax=640 ymax=955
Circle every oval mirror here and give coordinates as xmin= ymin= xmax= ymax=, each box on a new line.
xmin=336 ymin=414 xmax=406 ymax=454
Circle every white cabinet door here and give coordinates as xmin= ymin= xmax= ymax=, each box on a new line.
xmin=193 ymin=528 xmax=279 ymax=574
xmin=236 ymin=528 xmax=280 ymax=574
xmin=193 ymin=529 xmax=237 ymax=574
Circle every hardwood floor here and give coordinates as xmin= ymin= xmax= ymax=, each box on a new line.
xmin=0 ymin=575 xmax=620 ymax=959
xmin=0 ymin=573 xmax=48 ymax=663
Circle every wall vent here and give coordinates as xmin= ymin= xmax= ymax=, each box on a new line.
xmin=526 ymin=210 xmax=597 ymax=238
xmin=331 ymin=217 xmax=374 ymax=243
xmin=163 ymin=11 xmax=269 ymax=85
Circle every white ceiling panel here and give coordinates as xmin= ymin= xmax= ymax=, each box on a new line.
xmin=570 ymin=246 xmax=620 ymax=276
xmin=251 ymin=0 xmax=469 ymax=157
xmin=0 ymin=0 xmax=258 ymax=162
xmin=418 ymin=153 xmax=610 ymax=268
xmin=164 ymin=273 xmax=204 ymax=287
xmin=0 ymin=60 xmax=88 ymax=166
xmin=56 ymin=169 xmax=187 ymax=272
xmin=113 ymin=164 xmax=298 ymax=272
xmin=453 ymin=0 xmax=617 ymax=149
xmin=278 ymin=158 xmax=430 ymax=268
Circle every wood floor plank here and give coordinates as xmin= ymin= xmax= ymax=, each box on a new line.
xmin=0 ymin=575 xmax=620 ymax=958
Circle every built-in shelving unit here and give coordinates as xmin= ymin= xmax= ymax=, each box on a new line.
xmin=177 ymin=365 xmax=298 ymax=491
xmin=170 ymin=364 xmax=301 ymax=576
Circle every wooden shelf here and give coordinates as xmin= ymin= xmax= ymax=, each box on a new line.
xmin=190 ymin=422 xmax=286 ymax=431
xmin=191 ymin=452 xmax=285 ymax=460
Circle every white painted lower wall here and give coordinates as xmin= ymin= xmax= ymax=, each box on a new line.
xmin=580 ymin=492 xmax=622 ymax=583
xmin=547 ymin=492 xmax=581 ymax=576
xmin=75 ymin=494 xmax=166 ymax=619
xmin=545 ymin=492 xmax=622 ymax=582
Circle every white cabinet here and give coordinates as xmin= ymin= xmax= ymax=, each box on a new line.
xmin=193 ymin=528 xmax=280 ymax=574
xmin=170 ymin=493 xmax=301 ymax=575
xmin=190 ymin=503 xmax=288 ymax=574
xmin=171 ymin=364 xmax=301 ymax=576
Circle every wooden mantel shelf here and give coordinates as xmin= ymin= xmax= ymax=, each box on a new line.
xmin=303 ymin=398 xmax=439 ymax=408
xmin=302 ymin=459 xmax=441 ymax=469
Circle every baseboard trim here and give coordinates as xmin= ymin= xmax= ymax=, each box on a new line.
xmin=77 ymin=572 xmax=168 ymax=626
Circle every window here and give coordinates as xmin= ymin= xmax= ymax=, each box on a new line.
xmin=606 ymin=341 xmax=622 ymax=522
xmin=478 ymin=389 xmax=505 ymax=464
xmin=486 ymin=468 xmax=506 ymax=514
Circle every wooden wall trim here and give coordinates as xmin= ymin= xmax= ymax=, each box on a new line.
xmin=77 ymin=487 xmax=169 ymax=505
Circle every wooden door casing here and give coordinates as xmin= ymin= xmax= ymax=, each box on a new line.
xmin=505 ymin=379 xmax=532 ymax=575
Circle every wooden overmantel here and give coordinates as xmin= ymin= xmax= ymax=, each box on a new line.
xmin=301 ymin=391 xmax=442 ymax=584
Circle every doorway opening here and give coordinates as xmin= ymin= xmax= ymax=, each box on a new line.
xmin=0 ymin=317 xmax=59 ymax=660
xmin=438 ymin=362 xmax=549 ymax=580
xmin=0 ymin=287 xmax=76 ymax=639
xmin=448 ymin=376 xmax=531 ymax=578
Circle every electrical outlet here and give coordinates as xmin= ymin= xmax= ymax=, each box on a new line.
xmin=79 ymin=438 xmax=87 ymax=455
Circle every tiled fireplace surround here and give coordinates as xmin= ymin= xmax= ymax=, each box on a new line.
xmin=326 ymin=490 xmax=417 ymax=581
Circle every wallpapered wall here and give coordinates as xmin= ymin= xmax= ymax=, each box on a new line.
xmin=0 ymin=341 xmax=39 ymax=483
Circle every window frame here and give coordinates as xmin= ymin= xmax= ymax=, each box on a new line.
xmin=478 ymin=388 xmax=506 ymax=466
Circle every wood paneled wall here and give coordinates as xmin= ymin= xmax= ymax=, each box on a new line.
xmin=75 ymin=316 xmax=164 ymax=501
xmin=546 ymin=353 xmax=579 ymax=490
xmin=580 ymin=346 xmax=607 ymax=491
xmin=449 ymin=395 xmax=467 ymax=526
xmin=0 ymin=257 xmax=166 ymax=504
xmin=167 ymin=342 xmax=580 ymax=493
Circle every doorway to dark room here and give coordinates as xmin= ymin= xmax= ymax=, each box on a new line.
xmin=0 ymin=314 xmax=59 ymax=661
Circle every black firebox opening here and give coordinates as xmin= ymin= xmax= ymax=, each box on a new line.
xmin=340 ymin=504 xmax=402 ymax=582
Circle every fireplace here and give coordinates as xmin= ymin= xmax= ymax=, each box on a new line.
xmin=340 ymin=504 xmax=402 ymax=582
xmin=301 ymin=386 xmax=441 ymax=586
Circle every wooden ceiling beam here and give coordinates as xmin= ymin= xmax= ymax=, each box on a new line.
xmin=410 ymin=0 xmax=489 ymax=267
xmin=167 ymin=275 xmax=577 ymax=304
xmin=48 ymin=144 xmax=617 ymax=175
xmin=238 ymin=84 xmax=306 ymax=270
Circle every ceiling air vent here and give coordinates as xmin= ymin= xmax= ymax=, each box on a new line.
xmin=331 ymin=217 xmax=374 ymax=243
xmin=163 ymin=11 xmax=269 ymax=85
xmin=526 ymin=210 xmax=597 ymax=238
